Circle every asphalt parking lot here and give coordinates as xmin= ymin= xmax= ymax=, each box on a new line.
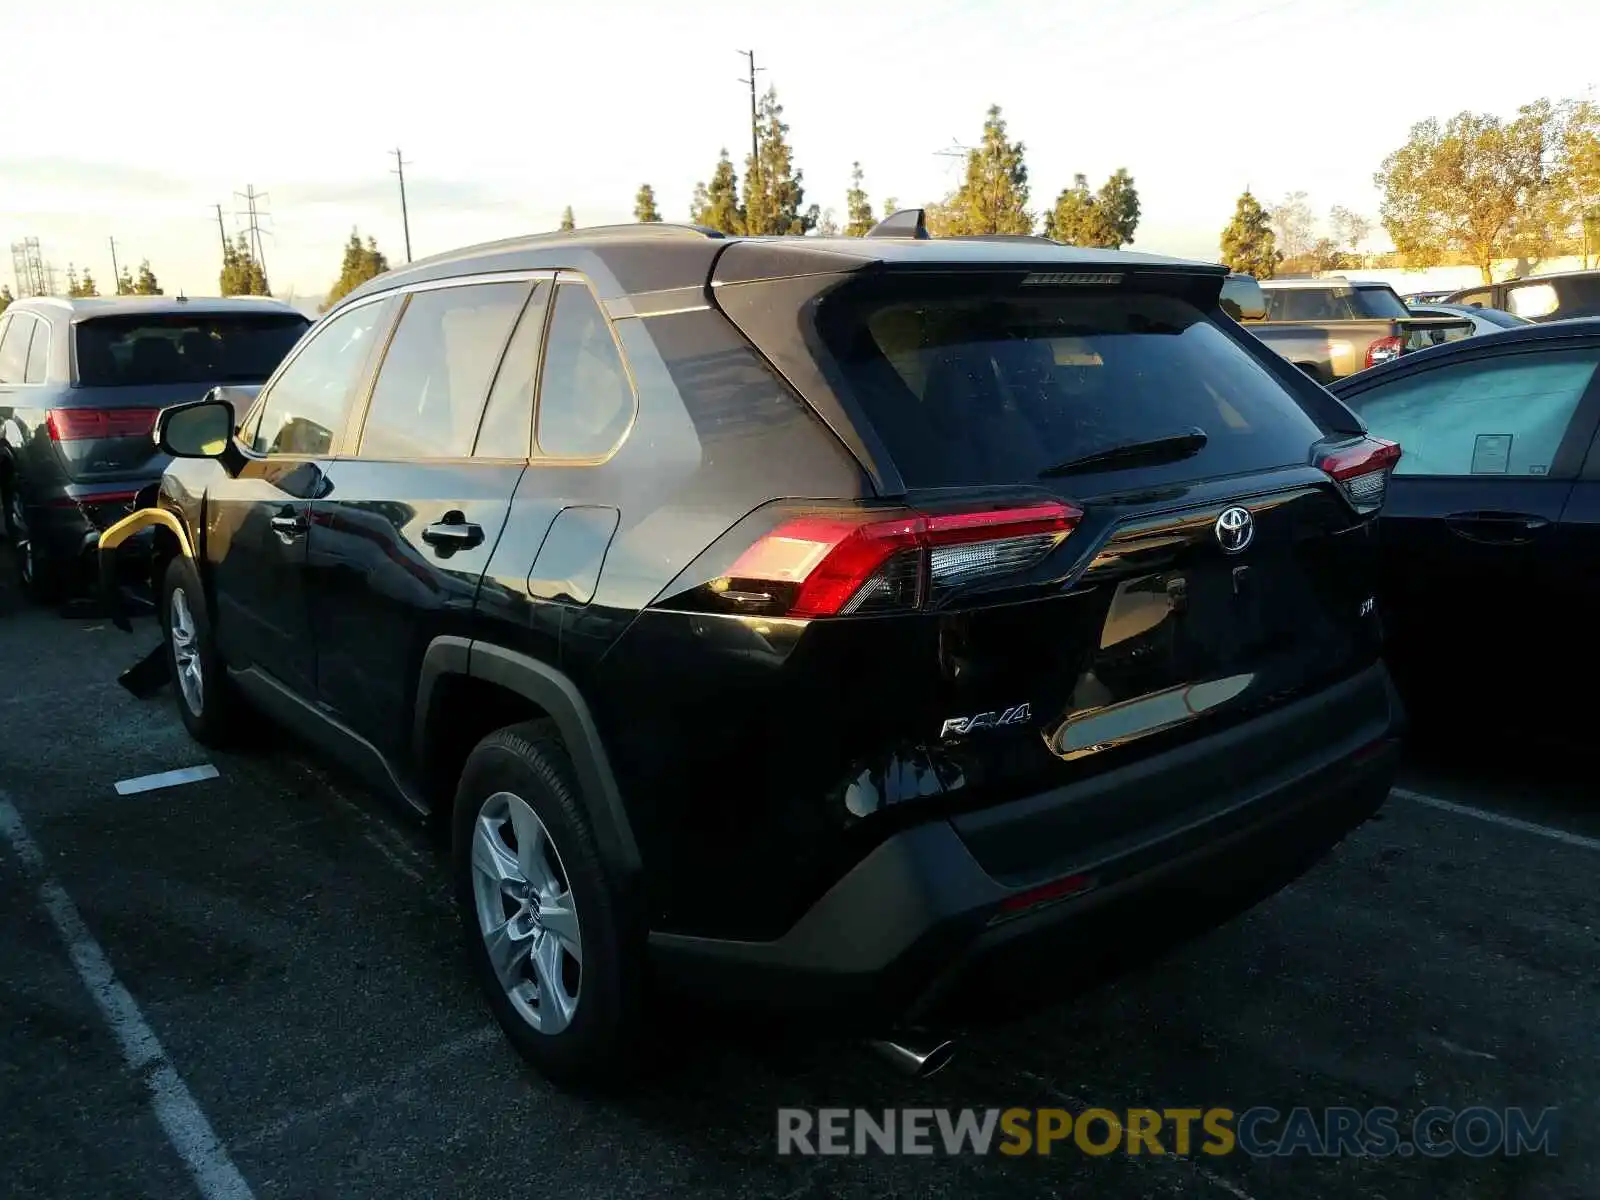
xmin=2 ymin=570 xmax=1596 ymax=1200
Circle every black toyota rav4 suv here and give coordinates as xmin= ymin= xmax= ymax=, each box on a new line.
xmin=100 ymin=213 xmax=1405 ymax=1086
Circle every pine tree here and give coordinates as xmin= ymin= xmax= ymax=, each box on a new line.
xmin=693 ymin=150 xmax=745 ymax=234
xmin=1096 ymin=169 xmax=1140 ymax=248
xmin=321 ymin=229 xmax=391 ymax=311
xmin=220 ymin=233 xmax=270 ymax=296
xmin=1220 ymin=190 xmax=1280 ymax=279
xmin=634 ymin=184 xmax=662 ymax=223
xmin=933 ymin=105 xmax=1032 ymax=236
xmin=559 ymin=206 xmax=576 ymax=232
xmin=844 ymin=162 xmax=875 ymax=237
xmin=73 ymin=268 xmax=100 ymax=297
xmin=116 ymin=265 xmax=137 ymax=295
xmin=134 ymin=261 xmax=163 ymax=295
xmin=1042 ymin=175 xmax=1110 ymax=245
xmin=0 ymin=285 xmax=12 ymax=314
xmin=742 ymin=87 xmax=813 ymax=235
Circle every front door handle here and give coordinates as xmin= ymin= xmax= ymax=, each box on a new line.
xmin=269 ymin=510 xmax=308 ymax=539
xmin=422 ymin=516 xmax=484 ymax=550
xmin=1443 ymin=511 xmax=1550 ymax=545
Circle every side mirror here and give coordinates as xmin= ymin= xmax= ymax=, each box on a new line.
xmin=157 ymin=397 xmax=235 ymax=459
xmin=1220 ymin=274 xmax=1268 ymax=321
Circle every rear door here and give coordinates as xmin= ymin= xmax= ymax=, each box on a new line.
xmin=1333 ymin=338 xmax=1600 ymax=697
xmin=306 ymin=278 xmax=534 ymax=758
xmin=210 ymin=297 xmax=397 ymax=697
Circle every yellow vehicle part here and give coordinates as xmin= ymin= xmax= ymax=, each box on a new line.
xmin=98 ymin=507 xmax=193 ymax=559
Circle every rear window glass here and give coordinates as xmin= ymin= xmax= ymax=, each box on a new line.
xmin=818 ymin=284 xmax=1325 ymax=488
xmin=1351 ymin=286 xmax=1411 ymax=319
xmin=1262 ymin=285 xmax=1408 ymax=321
xmin=74 ymin=313 xmax=310 ymax=387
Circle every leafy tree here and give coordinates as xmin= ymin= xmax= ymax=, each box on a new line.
xmin=634 ymin=184 xmax=662 ymax=223
xmin=1309 ymin=238 xmax=1350 ymax=272
xmin=928 ymin=105 xmax=1032 ymax=236
xmin=1555 ymin=100 xmax=1600 ymax=266
xmin=1329 ymin=205 xmax=1372 ymax=254
xmin=559 ymin=206 xmax=576 ymax=232
xmin=844 ymin=162 xmax=875 ymax=236
xmin=134 ymin=260 xmax=163 ymax=295
xmin=321 ymin=229 xmax=391 ymax=311
xmin=1220 ymin=189 xmax=1280 ymax=278
xmin=743 ymin=87 xmax=813 ymax=235
xmin=881 ymin=196 xmax=898 ymax=220
xmin=1375 ymin=103 xmax=1558 ymax=282
xmin=1269 ymin=191 xmax=1316 ymax=264
xmin=1043 ymin=174 xmax=1113 ymax=245
xmin=0 ymin=285 xmax=12 ymax=315
xmin=1096 ymin=168 xmax=1140 ymax=248
xmin=220 ymin=232 xmax=270 ymax=296
xmin=692 ymin=150 xmax=745 ymax=234
xmin=116 ymin=265 xmax=136 ymax=295
xmin=814 ymin=208 xmax=839 ymax=236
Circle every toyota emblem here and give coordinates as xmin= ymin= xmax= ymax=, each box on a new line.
xmin=1214 ymin=506 xmax=1254 ymax=554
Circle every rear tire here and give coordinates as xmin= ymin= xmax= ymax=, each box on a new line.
xmin=161 ymin=556 xmax=240 ymax=746
xmin=452 ymin=721 xmax=645 ymax=1090
xmin=5 ymin=486 xmax=63 ymax=604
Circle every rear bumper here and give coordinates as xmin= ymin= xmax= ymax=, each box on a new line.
xmin=648 ymin=662 xmax=1404 ymax=1028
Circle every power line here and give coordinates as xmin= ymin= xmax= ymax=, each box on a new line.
xmin=233 ymin=185 xmax=272 ymax=279
xmin=737 ymin=50 xmax=764 ymax=167
xmin=391 ymin=148 xmax=413 ymax=264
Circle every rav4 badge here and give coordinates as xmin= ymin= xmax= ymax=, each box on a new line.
xmin=940 ymin=704 xmax=1032 ymax=739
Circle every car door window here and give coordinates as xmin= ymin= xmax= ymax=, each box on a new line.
xmin=251 ymin=298 xmax=395 ymax=457
xmin=473 ymin=282 xmax=550 ymax=459
xmin=535 ymin=282 xmax=636 ymax=459
xmin=1505 ymin=282 xmax=1561 ymax=320
xmin=1343 ymin=348 xmax=1600 ymax=478
xmin=0 ymin=314 xmax=31 ymax=383
xmin=1453 ymin=288 xmax=1492 ymax=309
xmin=24 ymin=319 xmax=49 ymax=383
xmin=358 ymin=281 xmax=531 ymax=460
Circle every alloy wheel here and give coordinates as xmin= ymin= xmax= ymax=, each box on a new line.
xmin=470 ymin=790 xmax=583 ymax=1035
xmin=8 ymin=492 xmax=33 ymax=587
xmin=169 ymin=587 xmax=205 ymax=716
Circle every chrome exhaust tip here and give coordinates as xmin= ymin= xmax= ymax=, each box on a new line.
xmin=868 ymin=1033 xmax=957 ymax=1079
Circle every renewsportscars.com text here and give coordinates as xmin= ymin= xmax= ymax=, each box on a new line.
xmin=776 ymin=1106 xmax=1559 ymax=1158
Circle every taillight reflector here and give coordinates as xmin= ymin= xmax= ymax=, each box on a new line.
xmin=722 ymin=500 xmax=1081 ymax=618
xmin=1318 ymin=437 xmax=1401 ymax=514
xmin=46 ymin=408 xmax=158 ymax=441
xmin=1365 ymin=335 xmax=1404 ymax=369
xmin=991 ymin=872 xmax=1097 ymax=923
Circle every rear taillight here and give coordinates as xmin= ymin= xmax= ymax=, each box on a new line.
xmin=1364 ymin=335 xmax=1404 ymax=369
xmin=46 ymin=408 xmax=158 ymax=441
xmin=711 ymin=499 xmax=1081 ymax=618
xmin=1319 ymin=437 xmax=1401 ymax=514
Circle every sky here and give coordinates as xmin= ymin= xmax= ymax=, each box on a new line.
xmin=3 ymin=0 xmax=1598 ymax=303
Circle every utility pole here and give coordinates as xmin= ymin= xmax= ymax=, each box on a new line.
xmin=737 ymin=50 xmax=763 ymax=167
xmin=109 ymin=237 xmax=121 ymax=293
xmin=391 ymin=148 xmax=413 ymax=263
xmin=214 ymin=204 xmax=229 ymax=258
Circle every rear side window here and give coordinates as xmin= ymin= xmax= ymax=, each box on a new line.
xmin=24 ymin=320 xmax=48 ymax=383
xmin=73 ymin=313 xmax=309 ymax=386
xmin=0 ymin=315 xmax=30 ymax=383
xmin=817 ymin=283 xmax=1326 ymax=488
xmin=1341 ymin=348 xmax=1600 ymax=478
xmin=359 ymin=281 xmax=530 ymax=459
xmin=536 ymin=282 xmax=636 ymax=459
xmin=1264 ymin=288 xmax=1355 ymax=321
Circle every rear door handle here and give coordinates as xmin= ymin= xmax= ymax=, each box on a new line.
xmin=422 ymin=517 xmax=484 ymax=550
xmin=1443 ymin=511 xmax=1550 ymax=544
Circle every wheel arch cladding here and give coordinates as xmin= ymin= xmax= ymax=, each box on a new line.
xmin=416 ymin=637 xmax=642 ymax=878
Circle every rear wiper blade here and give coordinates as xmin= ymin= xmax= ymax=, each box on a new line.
xmin=1039 ymin=428 xmax=1209 ymax=478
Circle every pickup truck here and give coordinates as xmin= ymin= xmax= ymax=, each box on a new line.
xmin=1228 ymin=276 xmax=1474 ymax=383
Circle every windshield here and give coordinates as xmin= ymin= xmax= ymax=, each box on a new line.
xmin=73 ymin=313 xmax=310 ymax=387
xmin=816 ymin=283 xmax=1325 ymax=489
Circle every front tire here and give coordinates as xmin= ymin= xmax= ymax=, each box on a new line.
xmin=161 ymin=556 xmax=239 ymax=745
xmin=452 ymin=722 xmax=644 ymax=1089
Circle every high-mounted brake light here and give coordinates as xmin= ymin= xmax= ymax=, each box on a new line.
xmin=1318 ymin=437 xmax=1401 ymax=515
xmin=1365 ymin=335 xmax=1404 ymax=369
xmin=46 ymin=408 xmax=158 ymax=441
xmin=719 ymin=500 xmax=1081 ymax=618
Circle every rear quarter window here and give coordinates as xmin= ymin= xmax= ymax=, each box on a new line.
xmin=818 ymin=284 xmax=1327 ymax=489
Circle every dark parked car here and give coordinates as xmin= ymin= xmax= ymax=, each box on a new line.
xmin=1407 ymin=302 xmax=1532 ymax=339
xmin=1445 ymin=270 xmax=1600 ymax=323
xmin=0 ymin=295 xmax=309 ymax=600
xmin=99 ymin=215 xmax=1404 ymax=1085
xmin=1328 ymin=319 xmax=1600 ymax=726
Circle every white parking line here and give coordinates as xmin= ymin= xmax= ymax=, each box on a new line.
xmin=115 ymin=764 xmax=221 ymax=796
xmin=0 ymin=792 xmax=255 ymax=1200
xmin=1392 ymin=787 xmax=1600 ymax=852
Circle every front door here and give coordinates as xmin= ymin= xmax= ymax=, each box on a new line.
xmin=210 ymin=296 xmax=398 ymax=696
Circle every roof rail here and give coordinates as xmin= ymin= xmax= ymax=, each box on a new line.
xmin=537 ymin=222 xmax=726 ymax=243
xmin=951 ymin=233 xmax=1061 ymax=245
xmin=865 ymin=208 xmax=930 ymax=239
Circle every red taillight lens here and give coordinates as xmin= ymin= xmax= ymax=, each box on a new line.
xmin=1318 ymin=436 xmax=1401 ymax=514
xmin=46 ymin=408 xmax=158 ymax=441
xmin=719 ymin=500 xmax=1082 ymax=618
xmin=1364 ymin=335 xmax=1404 ymax=369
